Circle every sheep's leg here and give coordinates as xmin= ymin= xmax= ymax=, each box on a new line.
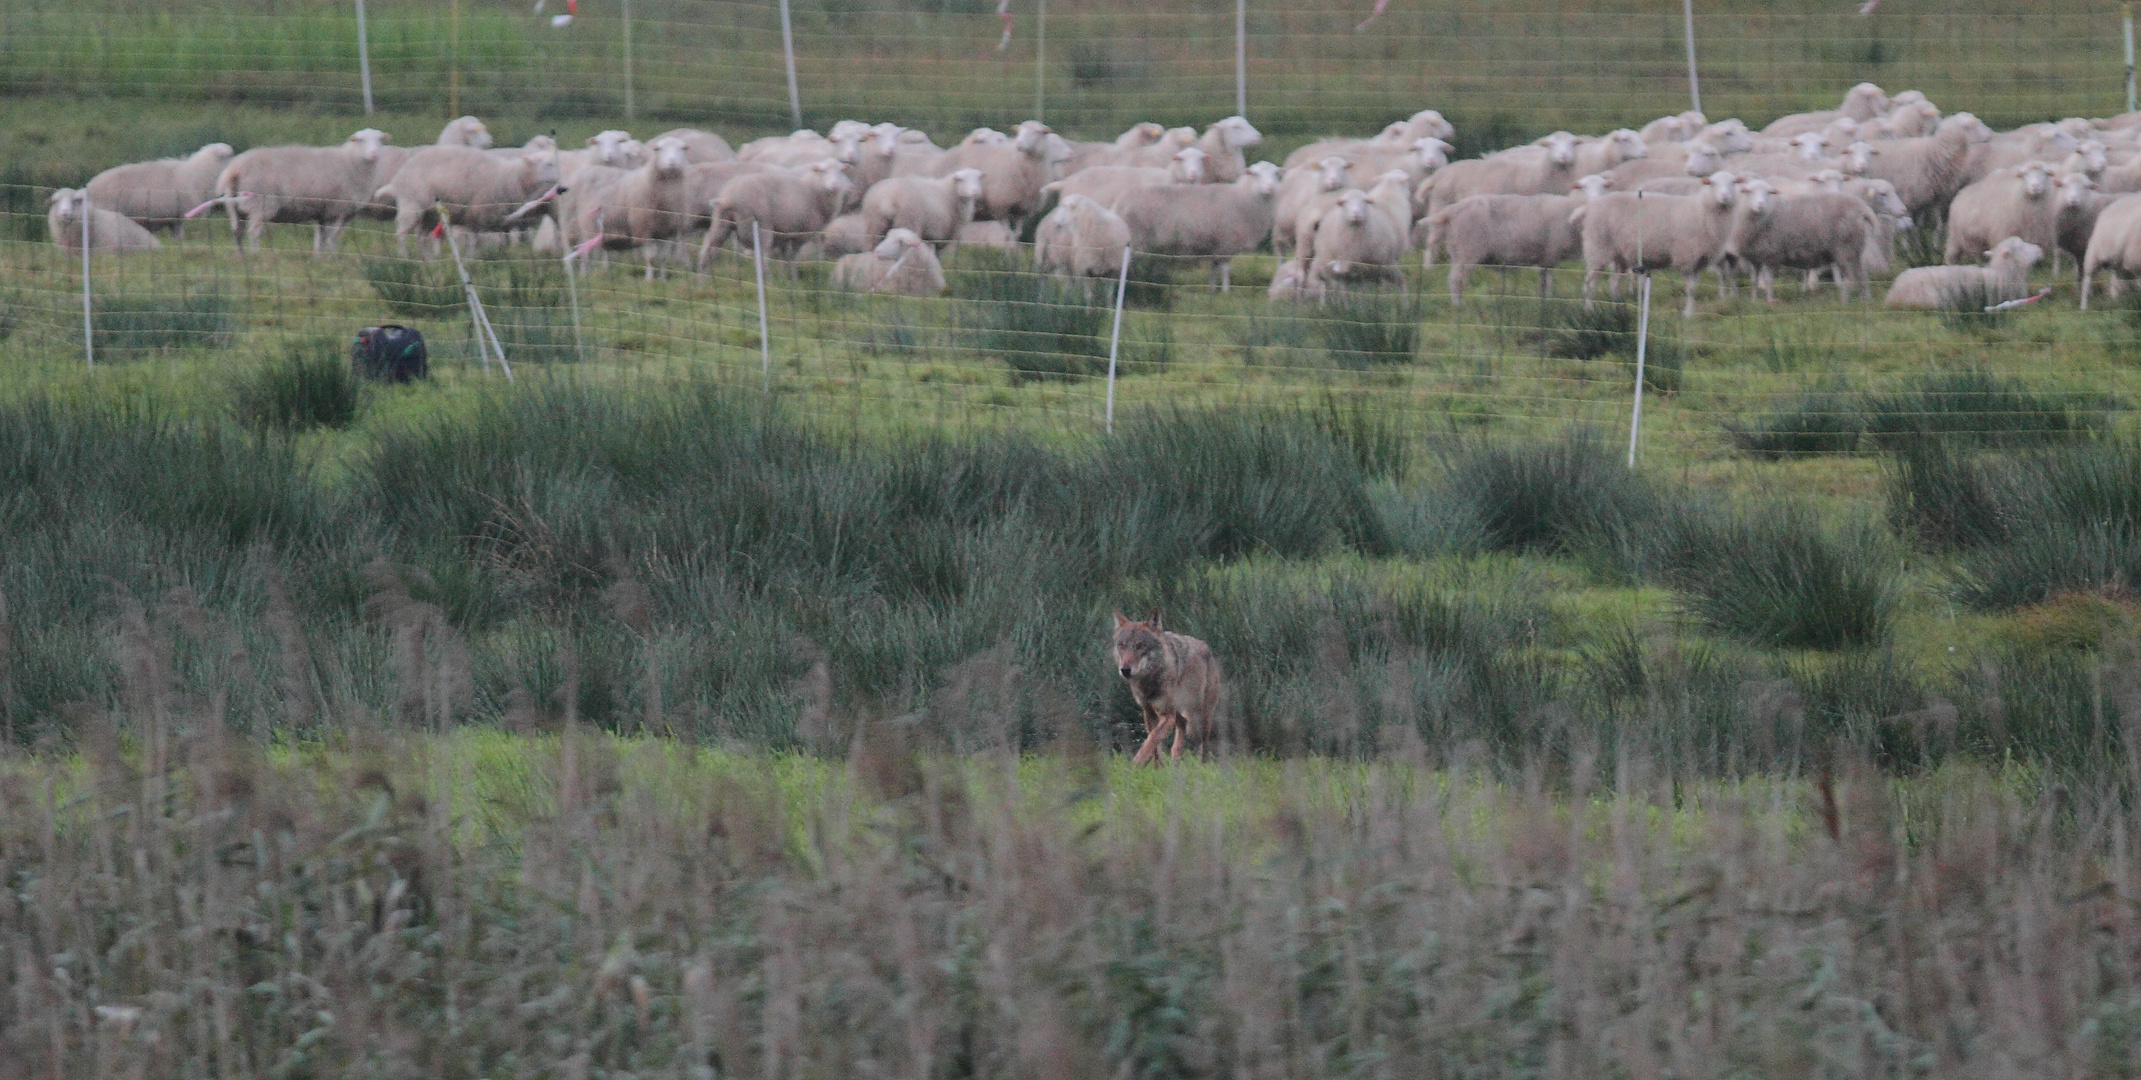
xmin=1682 ymin=272 xmax=1699 ymax=318
xmin=1449 ymin=263 xmax=1467 ymax=307
xmin=2053 ymin=247 xmax=2062 ymax=275
xmin=1537 ymin=266 xmax=1552 ymax=300
xmin=322 ymin=219 xmax=348 ymax=256
xmin=311 ymin=223 xmax=324 ymax=257
xmin=1834 ymin=261 xmax=1852 ymax=301
xmin=1219 ymin=261 xmax=1231 ymax=293
xmin=1607 ymin=265 xmax=1624 ymax=302
xmin=1582 ymin=263 xmax=1600 ymax=310
xmin=2081 ymin=263 xmax=2096 ymax=310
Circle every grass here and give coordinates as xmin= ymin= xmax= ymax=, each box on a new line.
xmin=231 ymin=336 xmax=360 ymax=432
xmin=1668 ymin=502 xmax=1901 ymax=650
xmin=89 ymin=287 xmax=237 ymax=358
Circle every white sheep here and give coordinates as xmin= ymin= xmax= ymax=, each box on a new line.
xmin=1600 ymin=140 xmax=1723 ymax=192
xmin=1761 ymin=83 xmax=1891 ymax=137
xmin=818 ymin=212 xmax=878 ymax=256
xmin=1302 ymin=170 xmax=1414 ymax=292
xmin=1061 ymin=122 xmax=1170 ymax=174
xmin=1034 ymin=194 xmax=1132 ymax=286
xmin=739 ymin=129 xmax=832 ymax=162
xmin=564 ymin=136 xmax=693 ymax=278
xmin=2080 ymin=195 xmax=2141 ymax=307
xmin=650 ymin=128 xmax=735 ymax=163
xmin=1422 ymin=132 xmax=1581 ymax=216
xmin=1423 ymin=174 xmax=1613 ymax=303
xmin=1888 ymin=236 xmax=2042 ymax=309
xmin=83 ymin=143 xmax=233 ymax=237
xmin=1571 ymin=175 xmax=1743 ymax=316
xmin=1881 ymin=99 xmax=1942 ymax=138
xmin=1864 ymin=112 xmax=1995 ymax=217
xmin=1282 ymin=109 xmax=1453 ymax=169
xmin=437 ymin=116 xmax=495 ymax=149
xmin=47 ymin=189 xmax=162 ymax=254
xmin=1044 ymin=147 xmax=1206 ymax=208
xmin=951 ymin=220 xmax=1019 ymax=251
xmin=1116 ymin=116 xmax=1261 ymax=182
xmin=1725 ymin=179 xmax=1888 ymax=302
xmin=1273 ymin=155 xmax=1352 ymax=258
xmin=699 ymin=158 xmax=855 ymax=271
xmin=830 ymin=228 xmax=947 ymax=295
xmin=2053 ymin=172 xmax=2113 ymax=280
xmin=928 ymin=120 xmax=1068 ymax=234
xmin=374 ymin=144 xmax=562 ymax=258
xmin=1575 ymin=130 xmax=1649 ymax=176
xmin=209 ymin=128 xmax=395 ymax=255
xmin=1944 ymin=162 xmax=2058 ymax=265
xmin=1110 ymin=162 xmax=1282 ymax=290
xmin=860 ymin=168 xmax=985 ymax=249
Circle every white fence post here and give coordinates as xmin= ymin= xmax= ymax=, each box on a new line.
xmin=622 ymin=0 xmax=636 ymax=120
xmin=2126 ymin=4 xmax=2136 ymax=114
xmin=440 ymin=208 xmax=513 ymax=381
xmin=80 ymin=195 xmax=93 ymax=369
xmin=779 ymin=0 xmax=803 ymax=129
xmin=1235 ymin=0 xmax=1247 ymax=117
xmin=753 ymin=221 xmax=773 ymax=393
xmin=1682 ymin=0 xmax=1701 ymax=116
xmin=1034 ymin=0 xmax=1046 ymax=123
xmin=1103 ymin=246 xmax=1130 ymax=433
xmin=355 ymin=0 xmax=374 ymax=115
xmin=562 ymin=251 xmax=586 ymax=362
xmin=1627 ymin=274 xmax=1651 ymax=469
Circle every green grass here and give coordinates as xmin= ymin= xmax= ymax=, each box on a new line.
xmin=231 ymin=336 xmax=361 ymax=432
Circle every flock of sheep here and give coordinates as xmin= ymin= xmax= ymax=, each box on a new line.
xmin=46 ymin=82 xmax=2141 ymax=319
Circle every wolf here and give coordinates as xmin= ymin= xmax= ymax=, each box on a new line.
xmin=1111 ymin=612 xmax=1223 ymax=765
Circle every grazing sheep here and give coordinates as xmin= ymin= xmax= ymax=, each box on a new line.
xmin=47 ymin=189 xmax=162 ymax=254
xmin=1044 ymin=147 xmax=1206 ymax=208
xmin=699 ymin=158 xmax=855 ymax=271
xmin=1034 ymin=194 xmax=1132 ymax=286
xmin=211 ymin=128 xmax=395 ymax=255
xmin=2080 ymin=194 xmax=2141 ymax=307
xmin=1302 ymin=170 xmax=1414 ymax=291
xmin=860 ymin=168 xmax=985 ymax=249
xmin=1421 ymin=131 xmax=1581 ymax=215
xmin=1283 ymin=109 xmax=1455 ymax=168
xmin=1762 ymin=83 xmax=1891 ymax=137
xmin=374 ymin=145 xmax=563 ymax=258
xmin=1273 ymin=155 xmax=1352 ymax=258
xmin=1725 ymin=179 xmax=1889 ymax=301
xmin=564 ymin=136 xmax=693 ymax=277
xmin=437 ymin=116 xmax=495 ymax=149
xmin=84 ymin=142 xmax=233 ymax=237
xmin=928 ymin=120 xmax=1068 ymax=234
xmin=1572 ymin=174 xmax=1744 ymax=316
xmin=951 ymin=219 xmax=1019 ymax=251
xmin=1111 ymin=162 xmax=1282 ymax=290
xmin=830 ymin=228 xmax=947 ymax=295
xmin=1889 ymin=236 xmax=2042 ymax=309
xmin=1423 ymin=173 xmax=1614 ymax=304
xmin=1864 ymin=112 xmax=1995 ymax=217
xmin=1944 ymin=162 xmax=2058 ymax=265
xmin=651 ymin=128 xmax=735 ymax=163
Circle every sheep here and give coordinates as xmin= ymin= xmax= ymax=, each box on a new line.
xmin=209 ymin=127 xmax=395 ymax=255
xmin=1695 ymin=120 xmax=1756 ymax=155
xmin=47 ymin=189 xmax=162 ymax=254
xmin=739 ymin=129 xmax=833 ymax=162
xmin=1882 ymin=99 xmax=1943 ymax=138
xmin=1888 ymin=236 xmax=2042 ymax=309
xmin=1110 ymin=162 xmax=1282 ymax=290
xmin=839 ymin=126 xmax=905 ymax=191
xmin=1060 ymin=122 xmax=1169 ymax=174
xmin=1864 ymin=112 xmax=1994 ymax=217
xmin=557 ymin=130 xmax=638 ymax=184
xmin=699 ymin=158 xmax=855 ymax=271
xmin=562 ymin=136 xmax=693 ymax=277
xmin=83 ymin=142 xmax=233 ymax=237
xmin=1944 ymin=162 xmax=2058 ymax=265
xmin=951 ymin=219 xmax=1019 ymax=251
xmin=1420 ymin=131 xmax=1581 ymax=216
xmin=2052 ymin=172 xmax=2114 ymax=280
xmin=1634 ymin=169 xmax=1736 ymax=197
xmin=1761 ymin=83 xmax=1891 ymax=137
xmin=1422 ymin=173 xmax=1613 ymax=304
xmin=1116 ymin=116 xmax=1261 ymax=182
xmin=1034 ymin=194 xmax=1132 ymax=287
xmin=1575 ymin=129 xmax=1649 ymax=176
xmin=2080 ymin=194 xmax=2141 ymax=307
xmin=964 ymin=127 xmax=1014 ymax=146
xmin=1639 ymin=114 xmax=1698 ymax=144
xmin=374 ymin=144 xmax=563 ymax=258
xmin=651 ymin=128 xmax=735 ymax=163
xmin=2063 ymin=139 xmax=2111 ymax=179
xmin=1958 ymin=123 xmax=2074 ymax=188
xmin=1044 ymin=147 xmax=1206 ymax=208
xmin=1600 ymin=140 xmax=1724 ymax=191
xmin=859 ymin=168 xmax=985 ymax=249
xmin=817 ymin=212 xmax=878 ymax=257
xmin=830 ymin=228 xmax=947 ymax=296
xmin=1273 ymin=155 xmax=1351 ymax=257
xmin=437 ymin=116 xmax=495 ymax=149
xmin=1571 ymin=174 xmax=1744 ymax=317
xmin=1837 ymin=141 xmax=1880 ymax=177
xmin=928 ymin=120 xmax=1068 ymax=234
xmin=1283 ymin=109 xmax=1454 ymax=169
xmin=1724 ymin=179 xmax=1888 ymax=302
xmin=1301 ymin=169 xmax=1414 ymax=292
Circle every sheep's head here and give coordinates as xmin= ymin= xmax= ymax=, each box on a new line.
xmin=809 ymin=159 xmax=856 ymax=200
xmin=1244 ymin=161 xmax=1282 ymax=195
xmin=1828 ymin=118 xmax=1861 ymax=140
xmin=1012 ymin=120 xmax=1051 ymax=154
xmin=1608 ymin=129 xmax=1648 ymax=162
xmin=347 ymin=128 xmax=388 ymax=162
xmin=965 ymin=127 xmax=1010 ymax=147
xmin=615 ymin=139 xmax=649 ymax=167
xmin=1643 ymin=115 xmax=1688 ymax=142
xmin=1734 ymin=177 xmax=1776 ymax=214
xmin=1682 ymin=140 xmax=1721 ymax=176
xmin=46 ymin=188 xmax=82 ymax=223
xmin=1944 ymin=113 xmax=1996 ymax=144
xmin=1336 ymin=189 xmax=1371 ymax=225
xmin=445 ymin=116 xmax=493 ymax=149
xmin=1214 ymin=115 xmax=1263 ymax=149
xmin=1808 ymin=168 xmax=1846 ymax=192
xmin=1542 ymin=131 xmax=1579 ymax=166
xmin=1316 ymin=155 xmax=1351 ymax=191
xmin=1375 ymin=168 xmax=1411 ymax=192
xmin=521 ymin=135 xmax=559 ymax=153
xmin=1861 ymin=182 xmax=1906 ymax=219
xmin=1702 ymin=121 xmax=1753 ymax=155
xmin=863 ymin=126 xmax=900 ymax=160
xmin=588 ymin=130 xmax=633 ymax=164
xmin=828 ymin=120 xmax=873 ymax=143
xmin=1159 ymin=146 xmax=1203 ymax=184
xmin=2071 ymin=140 xmax=2110 ymax=176
xmin=1792 ymin=132 xmax=1830 ymax=160
xmin=1846 ymin=82 xmax=1891 ymax=115
xmin=2059 ymin=117 xmax=2096 ymax=139
xmin=1160 ymin=126 xmax=1198 ymax=150
xmin=2015 ymin=161 xmax=2054 ymax=198
xmin=1572 ymin=173 xmax=1613 ymax=200
xmin=1413 ymin=137 xmax=1453 ymax=170
xmin=649 ymin=136 xmax=690 ymax=176
xmin=2057 ymin=171 xmax=2100 ymax=209
xmin=1841 ymin=141 xmax=1878 ymax=175
xmin=1988 ymin=236 xmax=2045 ymax=270
xmin=875 ymin=228 xmax=924 ymax=259
xmin=1699 ymin=171 xmax=1740 ymax=208
xmin=1679 ymin=109 xmax=1708 ymax=128
xmin=1409 ymin=109 xmax=1455 ymax=141
xmin=1122 ymin=121 xmax=1166 ymax=147
xmin=949 ymin=168 xmax=985 ymax=202
xmin=1891 ymin=89 xmax=1928 ymax=108
xmin=197 ymin=143 xmax=236 ymax=164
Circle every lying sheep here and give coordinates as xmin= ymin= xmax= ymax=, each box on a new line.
xmin=1422 ymin=131 xmax=1580 ymax=216
xmin=1944 ymin=162 xmax=2058 ymax=264
xmin=830 ymin=228 xmax=947 ymax=295
xmin=651 ymin=128 xmax=735 ymax=163
xmin=210 ymin=128 xmax=395 ymax=255
xmin=1044 ymin=147 xmax=1206 ymax=208
xmin=374 ymin=144 xmax=562 ymax=258
xmin=1111 ymin=162 xmax=1282 ymax=290
xmin=929 ymin=120 xmax=1068 ymax=234
xmin=818 ymin=212 xmax=877 ymax=257
xmin=2081 ymin=195 xmax=2141 ymax=307
xmin=1302 ymin=170 xmax=1414 ymax=292
xmin=951 ymin=219 xmax=1019 ymax=251
xmin=47 ymin=189 xmax=162 ymax=254
xmin=1762 ymin=83 xmax=1891 ymax=137
xmin=1034 ymin=194 xmax=1132 ymax=287
xmin=860 ymin=168 xmax=985 ymax=249
xmin=700 ymin=158 xmax=855 ymax=270
xmin=1725 ymin=179 xmax=1888 ymax=302
xmin=1572 ymin=175 xmax=1743 ymax=317
xmin=1273 ymin=155 xmax=1351 ymax=258
xmin=1423 ymin=173 xmax=1613 ymax=303
xmin=84 ymin=142 xmax=233 ymax=237
xmin=1889 ymin=236 xmax=2042 ymax=309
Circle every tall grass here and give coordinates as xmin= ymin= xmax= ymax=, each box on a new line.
xmin=231 ymin=337 xmax=361 ymax=432
xmin=89 ymin=288 xmax=237 ymax=358
xmin=1668 ymin=503 xmax=1900 ymax=650
xmin=950 ymin=250 xmax=1111 ymax=380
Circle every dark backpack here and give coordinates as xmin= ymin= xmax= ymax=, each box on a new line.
xmin=351 ymin=325 xmax=429 ymax=383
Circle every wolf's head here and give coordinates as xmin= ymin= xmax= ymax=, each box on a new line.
xmin=1112 ymin=612 xmax=1165 ymax=680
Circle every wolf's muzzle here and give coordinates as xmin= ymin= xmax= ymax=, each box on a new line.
xmin=1118 ymin=666 xmax=1133 ymax=678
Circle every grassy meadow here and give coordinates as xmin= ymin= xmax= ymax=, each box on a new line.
xmin=4 ymin=0 xmax=2141 ymax=1070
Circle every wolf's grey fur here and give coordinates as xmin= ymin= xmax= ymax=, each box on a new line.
xmin=1111 ymin=612 xmax=1223 ymax=765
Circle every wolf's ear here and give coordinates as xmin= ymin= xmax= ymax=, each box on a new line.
xmin=1112 ymin=610 xmax=1130 ymax=629
xmin=1145 ymin=609 xmax=1163 ymax=630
